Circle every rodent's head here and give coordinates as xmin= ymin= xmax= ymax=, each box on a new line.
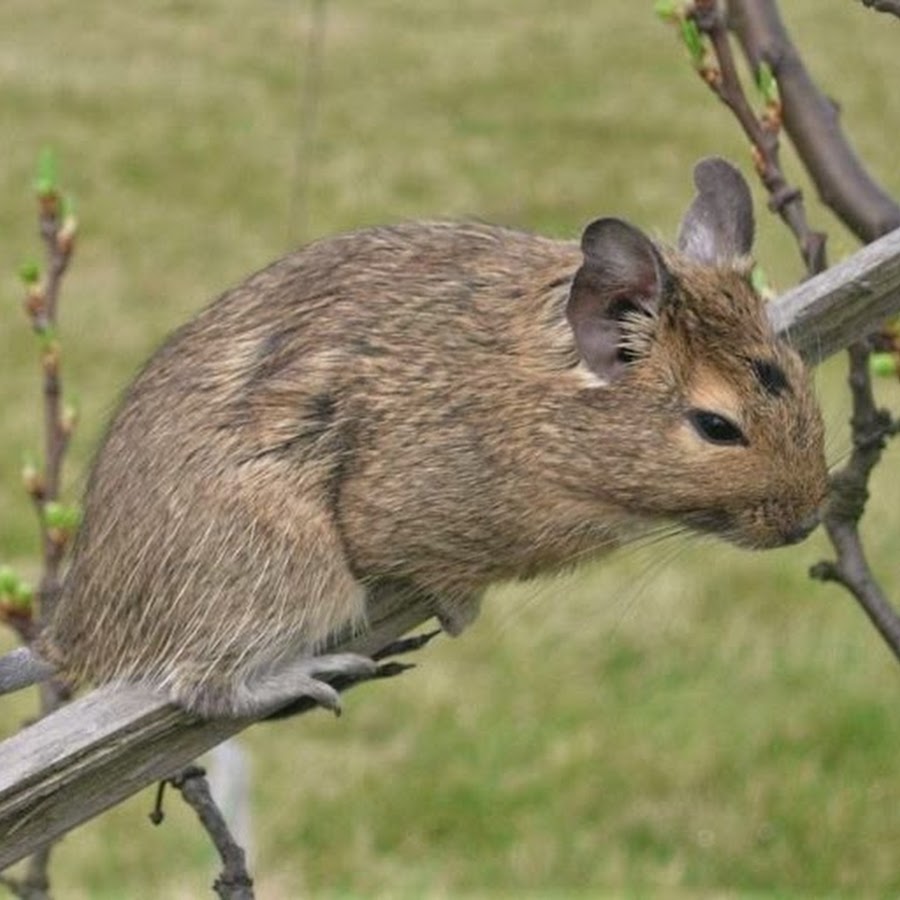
xmin=564 ymin=157 xmax=827 ymax=549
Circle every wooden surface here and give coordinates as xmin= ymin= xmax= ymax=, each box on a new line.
xmin=769 ymin=225 xmax=900 ymax=360
xmin=2 ymin=226 xmax=900 ymax=870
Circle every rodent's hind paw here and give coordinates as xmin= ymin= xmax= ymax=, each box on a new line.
xmin=235 ymin=652 xmax=378 ymax=719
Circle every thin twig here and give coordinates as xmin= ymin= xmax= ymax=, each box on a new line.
xmin=31 ymin=192 xmax=76 ymax=628
xmin=162 ymin=765 xmax=256 ymax=900
xmin=0 ymin=836 xmax=53 ymax=898
xmin=810 ymin=345 xmax=900 ymax=654
xmin=858 ymin=0 xmax=900 ymax=19
xmin=1 ymin=171 xmax=79 ymax=900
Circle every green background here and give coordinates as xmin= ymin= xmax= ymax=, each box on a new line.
xmin=1 ymin=2 xmax=899 ymax=897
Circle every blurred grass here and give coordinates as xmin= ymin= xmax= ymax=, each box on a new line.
xmin=2 ymin=1 xmax=900 ymax=897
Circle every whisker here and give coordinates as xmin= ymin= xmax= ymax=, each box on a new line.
xmin=486 ymin=523 xmax=692 ymax=635
xmin=602 ymin=538 xmax=691 ymax=642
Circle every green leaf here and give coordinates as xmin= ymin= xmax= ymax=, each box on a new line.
xmin=34 ymin=147 xmax=59 ymax=197
xmin=869 ymin=353 xmax=898 ymax=378
xmin=679 ymin=17 xmax=705 ymax=68
xmin=756 ymin=60 xmax=779 ymax=105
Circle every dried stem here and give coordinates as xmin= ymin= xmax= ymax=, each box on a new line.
xmin=682 ymin=0 xmax=900 ymax=662
xmin=156 ymin=766 xmax=255 ymax=900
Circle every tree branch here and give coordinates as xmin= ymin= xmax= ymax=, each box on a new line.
xmin=810 ymin=344 xmax=900 ymax=653
xmin=157 ymin=766 xmax=255 ymax=900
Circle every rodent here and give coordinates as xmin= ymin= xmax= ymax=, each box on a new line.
xmin=0 ymin=158 xmax=828 ymax=718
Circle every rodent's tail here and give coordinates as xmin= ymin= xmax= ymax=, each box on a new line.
xmin=0 ymin=646 xmax=56 ymax=694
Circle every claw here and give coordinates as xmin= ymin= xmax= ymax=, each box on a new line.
xmin=295 ymin=674 xmax=343 ymax=715
xmin=373 ymin=629 xmax=441 ymax=661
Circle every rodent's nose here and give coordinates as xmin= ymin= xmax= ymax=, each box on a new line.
xmin=783 ymin=509 xmax=821 ymax=545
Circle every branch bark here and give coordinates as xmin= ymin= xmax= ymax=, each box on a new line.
xmin=160 ymin=766 xmax=255 ymax=900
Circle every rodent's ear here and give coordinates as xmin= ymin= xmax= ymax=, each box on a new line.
xmin=677 ymin=157 xmax=754 ymax=265
xmin=566 ymin=217 xmax=669 ymax=383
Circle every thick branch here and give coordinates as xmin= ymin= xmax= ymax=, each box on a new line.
xmin=0 ymin=583 xmax=435 ymax=871
xmin=767 ymin=227 xmax=900 ymax=361
xmin=728 ymin=0 xmax=900 ymax=242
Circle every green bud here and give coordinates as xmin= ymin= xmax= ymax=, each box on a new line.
xmin=34 ymin=147 xmax=58 ymax=197
xmin=756 ymin=61 xmax=779 ymax=105
xmin=21 ymin=453 xmax=43 ymax=496
xmin=0 ymin=565 xmax=19 ymax=595
xmin=44 ymin=501 xmax=81 ymax=532
xmin=654 ymin=0 xmax=680 ymax=22
xmin=43 ymin=501 xmax=66 ymax=529
xmin=36 ymin=326 xmax=58 ymax=350
xmin=19 ymin=260 xmax=41 ymax=286
xmin=679 ymin=17 xmax=706 ymax=68
xmin=869 ymin=353 xmax=898 ymax=378
xmin=10 ymin=581 xmax=34 ymax=611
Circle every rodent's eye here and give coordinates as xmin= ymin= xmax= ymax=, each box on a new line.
xmin=687 ymin=409 xmax=747 ymax=446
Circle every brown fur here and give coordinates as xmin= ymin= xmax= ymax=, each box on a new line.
xmin=40 ymin=193 xmax=828 ymax=716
